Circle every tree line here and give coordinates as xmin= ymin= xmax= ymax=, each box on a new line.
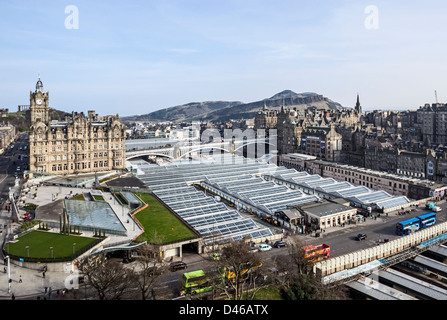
xmin=69 ymin=236 xmax=349 ymax=300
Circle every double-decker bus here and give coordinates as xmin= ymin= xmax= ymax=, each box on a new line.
xmin=418 ymin=212 xmax=436 ymax=228
xmin=300 ymin=244 xmax=330 ymax=263
xmin=180 ymin=263 xmax=263 ymax=296
xmin=180 ymin=270 xmax=217 ymax=296
xmin=395 ymin=217 xmax=421 ymax=235
xmin=396 ymin=212 xmax=436 ymax=235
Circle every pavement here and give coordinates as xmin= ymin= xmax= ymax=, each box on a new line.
xmin=0 ymin=259 xmax=69 ymax=300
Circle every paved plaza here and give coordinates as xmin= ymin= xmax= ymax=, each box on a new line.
xmin=0 ymin=182 xmax=144 ymax=299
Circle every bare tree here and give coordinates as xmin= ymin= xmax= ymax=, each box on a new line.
xmin=132 ymin=243 xmax=167 ymax=300
xmin=273 ymin=236 xmax=349 ymax=300
xmin=77 ymin=253 xmax=137 ymax=300
xmin=213 ymin=240 xmax=265 ymax=300
xmin=286 ymin=236 xmax=315 ymax=275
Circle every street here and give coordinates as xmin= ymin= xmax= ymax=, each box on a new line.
xmin=304 ymin=200 xmax=447 ymax=258
xmin=0 ymin=132 xmax=29 ymax=209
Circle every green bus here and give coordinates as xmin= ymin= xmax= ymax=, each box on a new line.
xmin=180 ymin=264 xmax=262 ymax=296
xmin=180 ymin=270 xmax=218 ymax=296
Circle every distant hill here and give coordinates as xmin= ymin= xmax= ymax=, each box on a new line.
xmin=121 ymin=90 xmax=346 ymax=123
xmin=0 ymin=109 xmax=71 ymax=132
xmin=121 ymin=101 xmax=243 ymax=123
xmin=191 ymin=90 xmax=345 ymax=122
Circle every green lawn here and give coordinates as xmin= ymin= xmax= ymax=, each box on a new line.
xmin=70 ymin=193 xmax=85 ymax=200
xmin=4 ymin=231 xmax=98 ymax=259
xmin=133 ymin=193 xmax=197 ymax=244
xmin=251 ymin=285 xmax=284 ymax=300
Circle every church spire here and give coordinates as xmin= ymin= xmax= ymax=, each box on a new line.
xmin=355 ymin=93 xmax=362 ymax=114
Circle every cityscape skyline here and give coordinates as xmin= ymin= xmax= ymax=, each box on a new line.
xmin=1 ymin=1 xmax=447 ymax=116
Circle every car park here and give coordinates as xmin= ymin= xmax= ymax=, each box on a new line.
xmin=170 ymin=261 xmax=187 ymax=272
xmin=259 ymin=243 xmax=272 ymax=251
xmin=356 ymin=233 xmax=367 ymax=241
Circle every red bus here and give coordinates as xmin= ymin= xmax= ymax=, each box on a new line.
xmin=300 ymin=244 xmax=330 ymax=263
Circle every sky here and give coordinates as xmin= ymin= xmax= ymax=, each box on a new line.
xmin=1 ymin=0 xmax=447 ymax=116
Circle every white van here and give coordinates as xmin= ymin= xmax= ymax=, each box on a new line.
xmin=432 ymin=206 xmax=442 ymax=212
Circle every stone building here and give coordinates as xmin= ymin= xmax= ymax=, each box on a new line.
xmin=0 ymin=124 xmax=15 ymax=151
xmin=396 ymin=150 xmax=427 ymax=178
xmin=254 ymin=95 xmax=362 ymax=158
xmin=301 ymin=159 xmax=444 ymax=200
xmin=28 ymin=77 xmax=126 ymax=176
xmin=300 ymin=124 xmax=342 ymax=162
xmin=254 ymin=105 xmax=278 ymax=130
xmin=364 ymin=146 xmax=397 ymax=173
xmin=416 ymin=103 xmax=447 ymax=146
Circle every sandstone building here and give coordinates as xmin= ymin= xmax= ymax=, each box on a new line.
xmin=255 ymin=95 xmax=362 ymax=160
xmin=28 ymin=77 xmax=126 ymax=176
xmin=0 ymin=124 xmax=15 ymax=152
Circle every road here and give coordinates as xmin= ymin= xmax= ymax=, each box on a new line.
xmin=305 ymin=201 xmax=447 ymax=258
xmin=147 ymin=200 xmax=447 ymax=299
xmin=0 ymin=132 xmax=29 ymax=241
xmin=0 ymin=132 xmax=29 ymax=206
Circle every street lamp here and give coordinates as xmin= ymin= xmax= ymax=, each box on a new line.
xmin=50 ymin=247 xmax=53 ymax=259
xmin=6 ymin=256 xmax=10 ymax=294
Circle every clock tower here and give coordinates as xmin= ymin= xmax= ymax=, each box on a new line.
xmin=30 ymin=75 xmax=50 ymax=125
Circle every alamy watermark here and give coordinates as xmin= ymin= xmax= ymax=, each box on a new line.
xmin=364 ymin=5 xmax=379 ymax=30
xmin=65 ymin=5 xmax=79 ymax=30
xmin=167 ymin=126 xmax=279 ymax=171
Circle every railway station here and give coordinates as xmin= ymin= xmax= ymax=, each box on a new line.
xmin=128 ymin=153 xmax=420 ymax=248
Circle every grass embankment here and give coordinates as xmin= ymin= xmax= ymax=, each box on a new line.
xmin=133 ymin=193 xmax=197 ymax=244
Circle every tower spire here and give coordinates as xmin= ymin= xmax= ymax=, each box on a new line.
xmin=355 ymin=93 xmax=362 ymax=114
xmin=36 ymin=74 xmax=44 ymax=92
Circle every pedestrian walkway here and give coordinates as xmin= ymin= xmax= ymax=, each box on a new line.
xmin=0 ymin=185 xmax=144 ymax=300
xmin=0 ymin=260 xmax=69 ymax=300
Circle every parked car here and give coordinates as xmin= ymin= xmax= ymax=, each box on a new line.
xmin=432 ymin=206 xmax=442 ymax=212
xmin=259 ymin=243 xmax=272 ymax=251
xmin=273 ymin=241 xmax=287 ymax=248
xmin=356 ymin=233 xmax=367 ymax=241
xmin=169 ymin=261 xmax=187 ymax=272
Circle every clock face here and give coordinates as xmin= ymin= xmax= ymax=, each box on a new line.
xmin=36 ymin=99 xmax=42 ymax=105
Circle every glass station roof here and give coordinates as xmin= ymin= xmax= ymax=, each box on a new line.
xmin=131 ymin=155 xmax=277 ymax=243
xmin=130 ymin=153 xmax=412 ymax=242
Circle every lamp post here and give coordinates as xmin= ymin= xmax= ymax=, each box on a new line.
xmin=6 ymin=256 xmax=11 ymax=294
xmin=50 ymin=247 xmax=53 ymax=259
xmin=73 ymin=243 xmax=76 ymax=255
xmin=25 ymin=246 xmax=29 ymax=258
